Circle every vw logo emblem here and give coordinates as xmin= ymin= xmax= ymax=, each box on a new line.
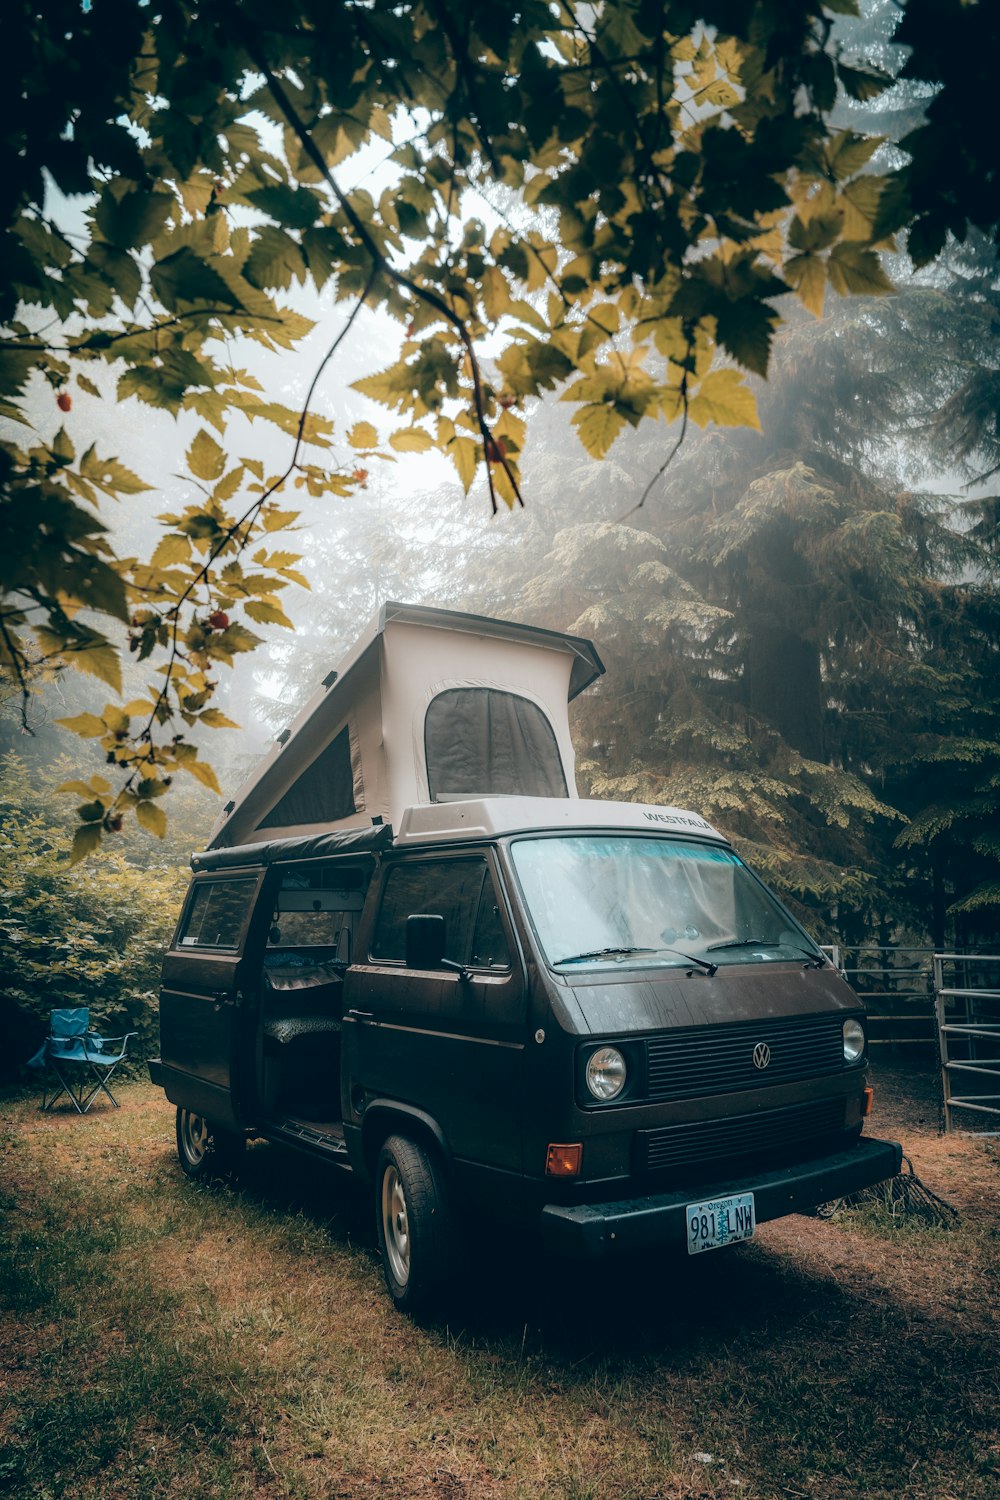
xmin=752 ymin=1042 xmax=771 ymax=1070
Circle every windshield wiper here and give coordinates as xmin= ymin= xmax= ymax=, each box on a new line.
xmin=556 ymin=946 xmax=657 ymax=965
xmin=792 ymin=946 xmax=827 ymax=969
xmin=706 ymin=937 xmax=772 ymax=951
xmin=556 ymin=945 xmax=717 ymax=975
xmin=706 ymin=937 xmax=826 ymax=968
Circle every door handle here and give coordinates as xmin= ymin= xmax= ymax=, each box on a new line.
xmin=347 ymin=1008 xmax=375 ymax=1024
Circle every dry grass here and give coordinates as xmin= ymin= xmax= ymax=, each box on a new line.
xmin=1 ymin=1061 xmax=998 ymax=1499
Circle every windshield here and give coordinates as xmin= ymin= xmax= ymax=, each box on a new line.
xmin=508 ymin=834 xmax=822 ymax=970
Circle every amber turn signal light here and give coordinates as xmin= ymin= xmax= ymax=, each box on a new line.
xmin=545 ymin=1143 xmax=583 ymax=1177
xmin=861 ymin=1086 xmax=874 ymax=1118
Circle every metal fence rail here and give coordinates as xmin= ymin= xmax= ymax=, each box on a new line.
xmin=825 ymin=945 xmax=937 ymax=1046
xmin=934 ymin=953 xmax=1000 ymax=1133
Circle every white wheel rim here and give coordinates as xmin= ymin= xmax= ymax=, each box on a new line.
xmin=381 ymin=1164 xmax=410 ymax=1287
xmin=180 ymin=1111 xmax=209 ymax=1166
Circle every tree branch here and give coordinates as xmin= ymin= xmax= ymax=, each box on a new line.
xmin=113 ymin=270 xmax=378 ymax=805
xmin=616 ymin=377 xmax=690 ymax=522
xmin=243 ymin=33 xmax=523 ymax=511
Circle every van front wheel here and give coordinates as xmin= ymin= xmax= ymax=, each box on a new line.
xmin=175 ymin=1108 xmax=245 ymax=1180
xmin=375 ymin=1135 xmax=453 ymax=1315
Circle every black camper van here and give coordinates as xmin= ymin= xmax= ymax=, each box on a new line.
xmin=149 ymin=606 xmax=901 ymax=1313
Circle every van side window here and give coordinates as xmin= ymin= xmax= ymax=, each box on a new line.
xmin=178 ymin=878 xmax=257 ymax=949
xmin=372 ymin=860 xmax=510 ymax=969
xmin=268 ymin=862 xmax=368 ymax=963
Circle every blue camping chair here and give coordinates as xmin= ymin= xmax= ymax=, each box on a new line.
xmin=30 ymin=1008 xmax=136 ymax=1113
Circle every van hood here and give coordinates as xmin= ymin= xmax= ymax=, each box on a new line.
xmin=566 ymin=963 xmax=859 ymax=1035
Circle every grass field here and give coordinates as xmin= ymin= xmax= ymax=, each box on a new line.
xmin=1 ymin=1067 xmax=997 ymax=1499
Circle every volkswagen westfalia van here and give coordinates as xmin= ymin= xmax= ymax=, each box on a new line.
xmin=148 ymin=605 xmax=900 ymax=1312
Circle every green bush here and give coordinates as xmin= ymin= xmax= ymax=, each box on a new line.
xmin=0 ymin=753 xmax=191 ymax=1077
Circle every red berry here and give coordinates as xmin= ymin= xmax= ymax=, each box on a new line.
xmin=57 ymin=391 xmax=72 ymax=412
xmin=107 ymin=814 xmax=124 ymax=833
xmin=207 ymin=610 xmax=230 ymax=631
xmin=497 ymin=391 xmax=517 ymax=410
xmin=484 ymin=436 xmax=507 ymax=464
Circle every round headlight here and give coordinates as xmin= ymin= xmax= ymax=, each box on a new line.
xmin=843 ymin=1018 xmax=865 ymax=1062
xmin=586 ymin=1046 xmax=627 ymax=1101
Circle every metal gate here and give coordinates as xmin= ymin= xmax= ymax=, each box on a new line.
xmin=934 ymin=953 xmax=1000 ymax=1133
xmin=826 ymin=945 xmax=936 ymax=1047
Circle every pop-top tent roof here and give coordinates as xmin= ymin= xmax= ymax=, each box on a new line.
xmin=207 ymin=602 xmax=605 ymax=850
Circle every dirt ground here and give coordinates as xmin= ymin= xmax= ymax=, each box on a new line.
xmin=2 ymin=1053 xmax=998 ymax=1500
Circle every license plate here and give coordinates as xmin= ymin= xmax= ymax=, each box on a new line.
xmin=686 ymin=1192 xmax=756 ymax=1254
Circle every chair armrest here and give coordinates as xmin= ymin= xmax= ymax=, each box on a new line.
xmin=83 ymin=1031 xmax=137 ymax=1058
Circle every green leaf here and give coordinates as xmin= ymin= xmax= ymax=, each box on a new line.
xmin=688 ymin=369 xmax=761 ymax=430
xmin=571 ymin=403 xmax=627 ymax=459
xmin=784 ymin=253 xmax=827 ymax=317
xmin=713 ymin=300 xmax=777 ymax=378
xmin=182 ymin=758 xmax=222 ymax=794
xmin=69 ymin=823 xmax=103 ymax=865
xmin=199 ymin=708 xmax=241 ymax=729
xmin=69 ymin=641 xmax=123 ymax=691
xmin=244 ymin=184 xmax=320 ymax=231
xmin=245 ymin=226 xmax=308 ymax=291
xmin=244 ymin=598 xmax=294 ymax=628
xmin=826 ymin=244 xmax=894 ymax=297
xmin=840 ymin=177 xmax=884 ymax=241
xmin=788 ymin=213 xmax=842 ymax=253
xmin=347 ymin=421 xmax=379 ymax=449
xmin=149 ymin=533 xmax=192 ymax=568
xmin=151 ymin=248 xmax=243 ymax=311
xmin=828 ymin=132 xmax=883 ymax=182
xmin=95 ymin=187 xmax=173 ymax=251
xmin=389 ymin=427 xmax=433 ymax=453
xmin=54 ymin=712 xmax=112 ymax=738
xmin=448 ymin=436 xmax=479 ymax=494
xmin=213 ymin=622 xmax=262 ymax=654
xmin=838 ymin=62 xmax=892 ymax=102
xmin=187 ymin=429 xmax=227 ymax=481
xmin=136 ymin=801 xmax=167 ymax=838
xmin=79 ymin=448 xmax=150 ymax=496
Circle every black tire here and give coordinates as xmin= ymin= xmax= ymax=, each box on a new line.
xmin=375 ymin=1134 xmax=454 ymax=1315
xmin=175 ymin=1107 xmax=246 ymax=1181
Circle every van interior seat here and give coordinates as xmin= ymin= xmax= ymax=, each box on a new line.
xmin=263 ymin=1013 xmax=342 ymax=1045
xmin=261 ymin=952 xmax=346 ymax=1046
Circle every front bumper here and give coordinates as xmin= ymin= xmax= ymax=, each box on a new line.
xmin=539 ymin=1135 xmax=902 ymax=1257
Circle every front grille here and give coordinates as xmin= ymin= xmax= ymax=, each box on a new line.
xmin=645 ymin=1013 xmax=847 ymax=1102
xmin=635 ymin=1096 xmax=847 ymax=1174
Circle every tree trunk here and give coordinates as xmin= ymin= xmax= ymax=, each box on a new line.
xmin=931 ymin=859 xmax=947 ymax=951
xmin=746 ymin=619 xmax=825 ymax=761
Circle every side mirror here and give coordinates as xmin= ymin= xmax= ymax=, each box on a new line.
xmin=405 ymin=913 xmax=446 ymax=970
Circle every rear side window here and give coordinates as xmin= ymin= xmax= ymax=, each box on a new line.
xmin=178 ymin=878 xmax=257 ymax=950
xmin=372 ymin=859 xmax=510 ymax=969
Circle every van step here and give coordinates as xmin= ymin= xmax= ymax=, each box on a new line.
xmin=267 ymin=1118 xmax=348 ymax=1154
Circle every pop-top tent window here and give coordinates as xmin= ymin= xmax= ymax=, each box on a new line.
xmin=257 ymin=726 xmax=356 ymax=832
xmin=424 ymin=689 xmax=568 ymax=801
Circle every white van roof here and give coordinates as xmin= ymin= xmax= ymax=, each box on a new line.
xmin=191 ymin=797 xmax=726 ymax=869
xmin=394 ymin=797 xmax=726 ymax=846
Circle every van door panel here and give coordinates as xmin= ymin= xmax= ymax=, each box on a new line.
xmin=159 ymin=871 xmax=263 ymax=1130
xmin=343 ymin=851 xmax=525 ymax=1173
